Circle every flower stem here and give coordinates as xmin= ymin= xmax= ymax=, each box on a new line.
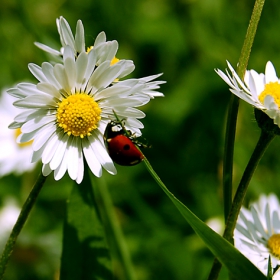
xmin=223 ymin=0 xmax=265 ymax=222
xmin=223 ymin=131 xmax=274 ymax=241
xmin=208 ymin=131 xmax=274 ymax=280
xmin=0 ymin=172 xmax=47 ymax=279
xmin=94 ymin=178 xmax=137 ymax=280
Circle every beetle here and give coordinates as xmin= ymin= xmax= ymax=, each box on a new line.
xmin=103 ymin=119 xmax=146 ymax=166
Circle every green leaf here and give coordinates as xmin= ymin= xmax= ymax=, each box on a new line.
xmin=60 ymin=169 xmax=112 ymax=280
xmin=144 ymin=160 xmax=266 ymax=280
xmin=266 ymin=256 xmax=272 ymax=280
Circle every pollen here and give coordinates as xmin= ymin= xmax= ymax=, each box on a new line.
xmin=110 ymin=57 xmax=119 ymax=65
xmin=14 ymin=128 xmax=33 ymax=148
xmin=86 ymin=46 xmax=93 ymax=53
xmin=267 ymin=233 xmax=280 ymax=258
xmin=56 ymin=93 xmax=101 ymax=138
xmin=259 ymin=82 xmax=280 ymax=108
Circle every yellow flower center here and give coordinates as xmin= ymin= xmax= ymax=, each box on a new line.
xmin=56 ymin=93 xmax=101 ymax=138
xmin=267 ymin=233 xmax=280 ymax=257
xmin=259 ymin=82 xmax=280 ymax=107
xmin=14 ymin=128 xmax=33 ymax=148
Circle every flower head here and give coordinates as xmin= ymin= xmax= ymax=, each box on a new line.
xmin=35 ymin=17 xmax=117 ymax=65
xmin=9 ymin=35 xmax=164 ymax=183
xmin=216 ymin=61 xmax=280 ymax=128
xmin=35 ymin=16 xmax=165 ymax=100
xmin=0 ymin=92 xmax=36 ymax=176
xmin=234 ymin=194 xmax=280 ymax=277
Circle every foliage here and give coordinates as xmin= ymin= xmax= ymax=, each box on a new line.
xmin=0 ymin=0 xmax=279 ymax=279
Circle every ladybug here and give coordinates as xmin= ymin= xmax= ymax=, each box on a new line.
xmin=104 ymin=120 xmax=146 ymax=166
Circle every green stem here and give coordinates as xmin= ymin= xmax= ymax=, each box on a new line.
xmin=0 ymin=172 xmax=47 ymax=279
xmin=223 ymin=131 xmax=274 ymax=241
xmin=208 ymin=131 xmax=274 ymax=280
xmin=223 ymin=95 xmax=239 ymax=221
xmin=223 ymin=0 xmax=265 ymax=222
xmin=95 ymin=178 xmax=137 ymax=280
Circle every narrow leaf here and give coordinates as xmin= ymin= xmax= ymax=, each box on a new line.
xmin=144 ymin=159 xmax=266 ymax=280
xmin=60 ymin=169 xmax=112 ymax=280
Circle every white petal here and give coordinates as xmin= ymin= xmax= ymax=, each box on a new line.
xmin=75 ymin=20 xmax=85 ymax=54
xmin=101 ymin=96 xmax=149 ymax=108
xmin=34 ymin=42 xmax=61 ymax=56
xmin=125 ymin=118 xmax=144 ymax=129
xmin=94 ymin=85 xmax=131 ymax=101
xmin=14 ymin=95 xmax=57 ymax=109
xmin=53 ymin=153 xmax=68 ymax=181
xmin=88 ymin=133 xmax=116 ymax=175
xmin=75 ymin=144 xmax=84 ymax=184
xmin=32 ymin=146 xmax=44 ymax=163
xmin=14 ymin=109 xmax=36 ymax=123
xmin=21 ymin=115 xmax=56 ymax=133
xmin=54 ymin=64 xmax=71 ymax=92
xmin=95 ymin=41 xmax=118 ymax=65
xmin=82 ymin=138 xmax=102 ymax=177
xmin=18 ymin=83 xmax=42 ymax=96
xmin=63 ymin=49 xmax=77 ymax=91
xmin=37 ymin=82 xmax=61 ymax=99
xmin=42 ymin=163 xmax=53 ymax=176
xmin=249 ymin=70 xmax=265 ymax=97
xmin=87 ymin=61 xmax=122 ymax=94
xmin=75 ymin=52 xmax=88 ymax=89
xmin=140 ymin=73 xmax=164 ymax=82
xmin=106 ymin=107 xmax=145 ymax=119
xmin=265 ymin=61 xmax=278 ymax=83
xmin=41 ymin=62 xmax=61 ymax=89
xmin=7 ymin=88 xmax=26 ymax=99
xmin=251 ymin=207 xmax=269 ymax=239
xmin=32 ymin=122 xmax=56 ymax=151
xmin=81 ymin=49 xmax=97 ymax=91
xmin=117 ymin=60 xmax=135 ymax=78
xmin=41 ymin=133 xmax=60 ymax=164
xmin=59 ymin=17 xmax=75 ymax=50
xmin=49 ymin=133 xmax=69 ymax=170
xmin=28 ymin=63 xmax=48 ymax=83
xmin=67 ymin=137 xmax=79 ymax=180
xmin=8 ymin=121 xmax=22 ymax=129
xmin=94 ymin=32 xmax=106 ymax=47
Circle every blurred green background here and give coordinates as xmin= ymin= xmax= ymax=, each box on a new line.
xmin=1 ymin=0 xmax=280 ymax=279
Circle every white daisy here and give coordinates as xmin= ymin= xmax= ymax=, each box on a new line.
xmin=35 ymin=16 xmax=165 ymax=99
xmin=0 ymin=92 xmax=36 ymax=176
xmin=216 ymin=61 xmax=280 ymax=127
xmin=234 ymin=194 xmax=280 ymax=277
xmin=8 ymin=41 xmax=164 ymax=183
xmin=35 ymin=16 xmax=116 ymax=65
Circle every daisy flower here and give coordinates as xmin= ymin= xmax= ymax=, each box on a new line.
xmin=8 ymin=41 xmax=164 ymax=183
xmin=216 ymin=61 xmax=280 ymax=127
xmin=0 ymin=92 xmax=36 ymax=176
xmin=35 ymin=16 xmax=116 ymax=65
xmin=35 ymin=16 xmax=164 ymax=100
xmin=234 ymin=194 xmax=280 ymax=277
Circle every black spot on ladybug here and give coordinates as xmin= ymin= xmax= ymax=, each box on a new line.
xmin=123 ymin=144 xmax=130 ymax=150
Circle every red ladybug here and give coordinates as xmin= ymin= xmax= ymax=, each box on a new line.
xmin=104 ymin=120 xmax=145 ymax=166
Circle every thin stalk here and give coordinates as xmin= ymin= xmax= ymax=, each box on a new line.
xmin=95 ymin=178 xmax=137 ymax=280
xmin=0 ymin=172 xmax=47 ymax=279
xmin=223 ymin=0 xmax=265 ymax=221
xmin=208 ymin=131 xmax=274 ymax=280
xmin=223 ymin=131 xmax=274 ymax=241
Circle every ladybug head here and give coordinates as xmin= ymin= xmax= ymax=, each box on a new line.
xmin=104 ymin=119 xmax=128 ymax=141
